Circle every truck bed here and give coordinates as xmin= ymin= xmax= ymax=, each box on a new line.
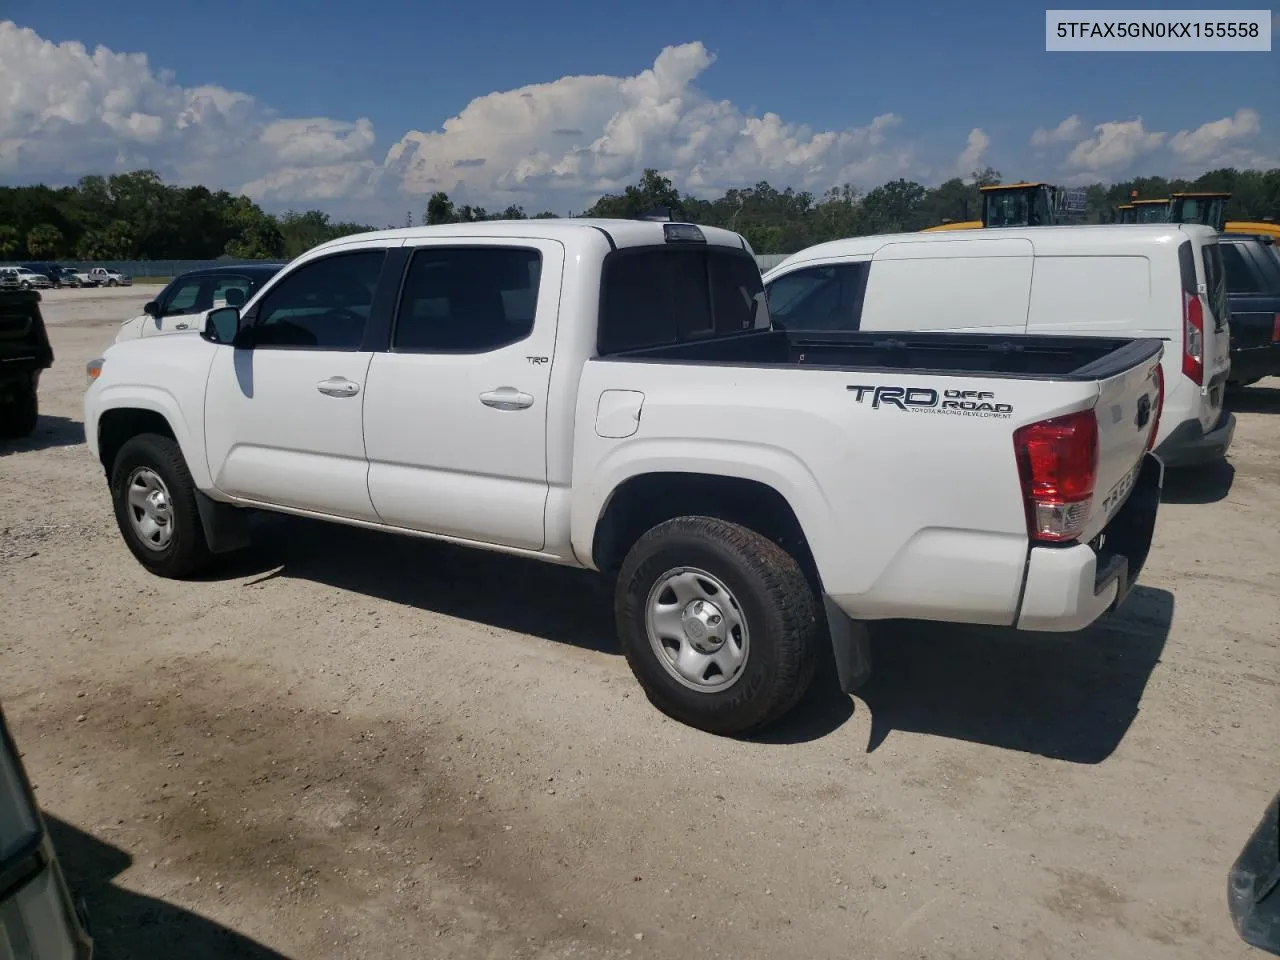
xmin=601 ymin=329 xmax=1163 ymax=381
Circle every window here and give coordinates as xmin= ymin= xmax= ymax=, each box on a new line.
xmin=1220 ymin=244 xmax=1262 ymax=294
xmin=598 ymin=246 xmax=768 ymax=355
xmin=1199 ymin=243 xmax=1229 ymax=329
xmin=765 ymin=264 xmax=867 ymax=332
xmin=163 ymin=276 xmax=210 ymax=316
xmin=211 ymin=275 xmax=253 ymax=308
xmin=392 ymin=246 xmax=542 ymax=353
xmin=252 ymin=250 xmax=386 ymax=350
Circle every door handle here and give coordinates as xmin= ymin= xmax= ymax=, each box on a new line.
xmin=479 ymin=387 xmax=535 ymax=410
xmin=317 ymin=377 xmax=360 ymax=397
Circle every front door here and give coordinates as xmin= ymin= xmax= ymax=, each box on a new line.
xmin=362 ymin=238 xmax=563 ymax=550
xmin=203 ymin=246 xmax=392 ymax=521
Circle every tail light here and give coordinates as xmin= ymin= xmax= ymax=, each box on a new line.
xmin=1182 ymin=290 xmax=1204 ymax=385
xmin=1013 ymin=409 xmax=1099 ymax=543
xmin=1147 ymin=363 xmax=1164 ymax=452
xmin=1272 ymin=313 xmax=1280 ymax=343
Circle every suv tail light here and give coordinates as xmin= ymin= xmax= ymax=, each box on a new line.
xmin=1013 ymin=409 xmax=1099 ymax=543
xmin=1182 ymin=290 xmax=1205 ymax=386
xmin=1147 ymin=363 xmax=1164 ymax=452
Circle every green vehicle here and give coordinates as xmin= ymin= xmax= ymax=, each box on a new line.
xmin=0 ymin=289 xmax=54 ymax=439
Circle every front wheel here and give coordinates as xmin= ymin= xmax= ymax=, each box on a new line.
xmin=109 ymin=433 xmax=213 ymax=578
xmin=106 ymin=279 xmax=118 ymax=287
xmin=615 ymin=516 xmax=820 ymax=736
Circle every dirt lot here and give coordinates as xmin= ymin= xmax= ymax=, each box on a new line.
xmin=2 ymin=286 xmax=1277 ymax=959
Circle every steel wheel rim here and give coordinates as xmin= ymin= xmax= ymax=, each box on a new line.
xmin=125 ymin=467 xmax=174 ymax=550
xmin=644 ymin=566 xmax=749 ymax=692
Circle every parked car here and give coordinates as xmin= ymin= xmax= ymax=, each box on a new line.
xmin=22 ymin=262 xmax=83 ymax=288
xmin=762 ymin=224 xmax=1233 ymax=470
xmin=0 ymin=288 xmax=53 ymax=438
xmin=86 ymin=267 xmax=130 ymax=287
xmin=0 ymin=266 xmax=51 ymax=290
xmin=1218 ymin=233 xmax=1280 ymax=388
xmin=114 ymin=263 xmax=287 ymax=344
xmin=0 ymin=701 xmax=95 ymax=957
xmin=84 ymin=219 xmax=1166 ymax=735
xmin=0 ymin=269 xmax=18 ymax=291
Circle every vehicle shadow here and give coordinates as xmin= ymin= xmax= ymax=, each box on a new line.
xmin=44 ymin=815 xmax=289 ymax=960
xmin=0 ymin=415 xmax=84 ymax=455
xmin=209 ymin=516 xmax=856 ymax=741
xmin=857 ymin=585 xmax=1174 ymax=764
xmin=1227 ymin=385 xmax=1280 ymax=414
xmin=1161 ymin=459 xmax=1235 ymax=504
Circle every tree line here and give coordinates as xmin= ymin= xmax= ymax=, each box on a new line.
xmin=1 ymin=165 xmax=1276 ymax=262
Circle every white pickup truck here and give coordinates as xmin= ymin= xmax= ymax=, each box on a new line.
xmin=83 ymin=219 xmax=1166 ymax=735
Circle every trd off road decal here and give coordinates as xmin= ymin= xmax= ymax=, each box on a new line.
xmin=846 ymin=385 xmax=1014 ymax=419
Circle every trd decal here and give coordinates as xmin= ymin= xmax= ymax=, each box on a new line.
xmin=847 ymin=385 xmax=1014 ymax=418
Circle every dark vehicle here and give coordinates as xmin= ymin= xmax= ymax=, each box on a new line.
xmin=0 ymin=289 xmax=54 ymax=439
xmin=22 ymin=263 xmax=81 ymax=288
xmin=1228 ymin=788 xmax=1280 ymax=955
xmin=0 ymin=703 xmax=94 ymax=957
xmin=1219 ymin=234 xmax=1280 ymax=388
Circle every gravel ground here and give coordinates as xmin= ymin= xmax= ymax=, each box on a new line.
xmin=1 ymin=286 xmax=1277 ymax=960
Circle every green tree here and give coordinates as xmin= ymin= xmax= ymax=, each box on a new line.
xmin=0 ymin=225 xmax=18 ymax=258
xmin=971 ymin=167 xmax=1002 ymax=187
xmin=26 ymin=223 xmax=64 ymax=258
xmin=425 ymin=191 xmax=455 ymax=225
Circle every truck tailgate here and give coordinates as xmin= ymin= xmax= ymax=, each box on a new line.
xmin=1076 ymin=346 xmax=1164 ymax=544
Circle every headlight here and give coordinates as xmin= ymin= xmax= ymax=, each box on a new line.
xmin=85 ymin=359 xmax=103 ymax=387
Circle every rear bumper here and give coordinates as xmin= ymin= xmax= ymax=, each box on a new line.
xmin=1153 ymin=409 xmax=1236 ymax=468
xmin=1016 ymin=453 xmax=1162 ymax=632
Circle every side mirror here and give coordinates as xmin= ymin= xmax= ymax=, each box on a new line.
xmin=143 ymin=301 xmax=161 ymax=318
xmin=224 ymin=288 xmax=246 ymax=308
xmin=203 ymin=306 xmax=243 ymax=346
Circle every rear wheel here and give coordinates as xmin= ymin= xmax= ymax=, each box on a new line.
xmin=615 ymin=516 xmax=820 ymax=736
xmin=109 ymin=433 xmax=214 ymax=578
xmin=0 ymin=382 xmax=38 ymax=439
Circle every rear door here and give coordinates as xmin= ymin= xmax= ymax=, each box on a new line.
xmin=1190 ymin=236 xmax=1232 ymax=424
xmin=361 ymin=238 xmax=563 ymax=550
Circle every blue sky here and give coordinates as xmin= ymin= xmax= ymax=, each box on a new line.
xmin=2 ymin=2 xmax=1275 ymax=219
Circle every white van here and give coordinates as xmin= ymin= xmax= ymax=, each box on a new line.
xmin=762 ymin=224 xmax=1234 ymax=468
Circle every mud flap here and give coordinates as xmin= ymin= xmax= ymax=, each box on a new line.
xmin=823 ymin=595 xmax=872 ymax=694
xmin=194 ymin=491 xmax=252 ymax=554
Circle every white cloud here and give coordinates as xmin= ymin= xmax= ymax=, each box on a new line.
xmin=381 ymin=42 xmax=911 ymax=210
xmin=956 ymin=128 xmax=989 ymax=173
xmin=0 ymin=21 xmax=921 ymax=218
xmin=1030 ymin=115 xmax=1082 ymax=148
xmin=1168 ymin=108 xmax=1261 ymax=163
xmin=1066 ymin=117 xmax=1166 ymax=172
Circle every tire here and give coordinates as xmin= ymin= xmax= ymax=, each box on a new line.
xmin=615 ymin=516 xmax=820 ymax=736
xmin=109 ymin=433 xmax=214 ymax=578
xmin=107 ymin=279 xmax=118 ymax=287
xmin=20 ymin=281 xmax=30 ymax=290
xmin=0 ymin=382 xmax=38 ymax=439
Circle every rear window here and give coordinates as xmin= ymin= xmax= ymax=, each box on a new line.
xmin=1199 ymin=242 xmax=1229 ymax=330
xmin=1220 ymin=243 xmax=1261 ymax=294
xmin=598 ymin=246 xmax=768 ymax=355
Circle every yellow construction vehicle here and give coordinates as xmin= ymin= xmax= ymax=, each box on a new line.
xmin=921 ymin=182 xmax=1063 ymax=232
xmin=1167 ymin=191 xmax=1280 ymax=242
xmin=1129 ymin=198 xmax=1170 ymax=223
xmin=1116 ymin=203 xmax=1136 ymax=223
